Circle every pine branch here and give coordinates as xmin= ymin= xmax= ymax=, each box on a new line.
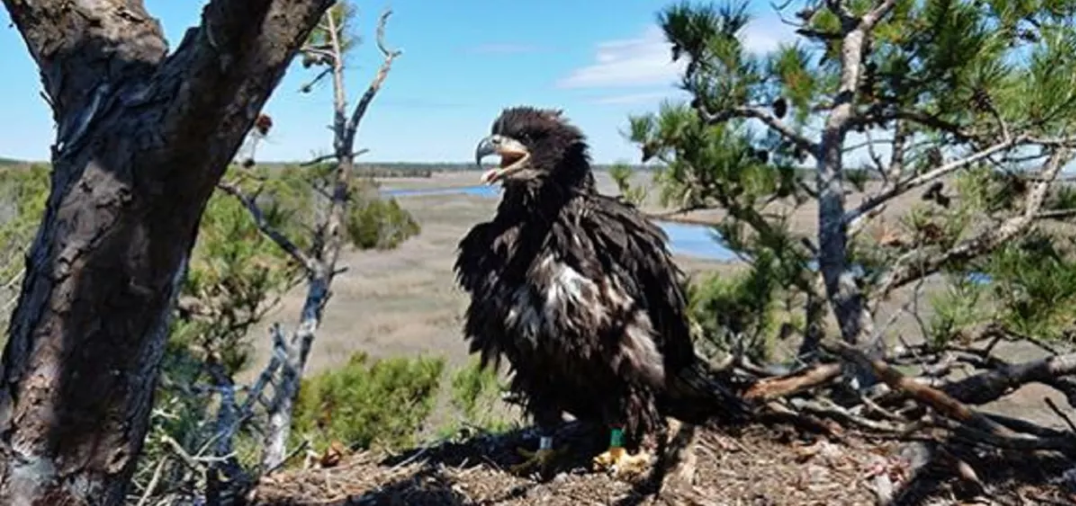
xmin=854 ymin=109 xmax=976 ymax=142
xmin=874 ymin=148 xmax=1072 ymax=296
xmin=697 ymin=104 xmax=819 ymax=157
xmin=846 ymin=135 xmax=1029 ymax=233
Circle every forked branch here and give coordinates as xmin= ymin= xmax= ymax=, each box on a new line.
xmin=821 ymin=341 xmax=1076 ymax=456
xmin=846 ymin=135 xmax=1029 ymax=232
xmin=343 ymin=9 xmax=402 ymax=148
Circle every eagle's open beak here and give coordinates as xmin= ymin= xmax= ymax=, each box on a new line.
xmin=475 ymin=134 xmax=531 ymax=185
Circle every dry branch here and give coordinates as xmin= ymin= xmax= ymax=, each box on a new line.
xmin=943 ymin=353 xmax=1076 ymax=408
xmin=821 ymin=341 xmax=1076 ymax=457
xmin=342 ymin=10 xmax=402 ymax=149
xmin=258 ymin=6 xmax=401 ymax=472
xmin=217 ymin=180 xmax=315 ymax=272
xmin=743 ymin=363 xmax=842 ymax=401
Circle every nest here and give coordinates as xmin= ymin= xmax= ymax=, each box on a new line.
xmin=247 ymin=421 xmax=1073 ymax=506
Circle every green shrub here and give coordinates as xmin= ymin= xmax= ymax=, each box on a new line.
xmin=345 ymin=194 xmax=421 ymax=250
xmin=291 ymin=352 xmax=445 ymax=453
xmin=609 ymin=162 xmax=648 ymax=206
xmin=445 ymin=358 xmax=512 ymax=435
xmin=687 ymin=251 xmax=792 ymax=363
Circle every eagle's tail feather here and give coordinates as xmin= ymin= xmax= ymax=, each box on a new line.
xmin=665 ymin=359 xmax=749 ymax=424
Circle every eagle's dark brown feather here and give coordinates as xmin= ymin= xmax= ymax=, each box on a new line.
xmin=454 ymin=106 xmax=739 ymax=446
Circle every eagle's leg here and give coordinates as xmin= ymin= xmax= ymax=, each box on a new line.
xmin=510 ymin=405 xmax=568 ymax=476
xmin=591 ymin=425 xmax=654 ymax=477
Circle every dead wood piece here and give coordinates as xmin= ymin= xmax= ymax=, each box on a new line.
xmin=943 ymin=352 xmax=1076 ymax=408
xmin=743 ymin=363 xmax=842 ymax=401
xmin=788 ymin=397 xmax=904 ymax=433
xmin=822 ymin=341 xmax=1076 ymax=457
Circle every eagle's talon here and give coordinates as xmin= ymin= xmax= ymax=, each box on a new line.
xmin=592 ymin=447 xmax=653 ymax=479
xmin=510 ymin=445 xmax=569 ymax=476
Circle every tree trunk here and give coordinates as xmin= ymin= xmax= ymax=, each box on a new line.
xmin=0 ymin=1 xmax=333 ymax=504
xmin=258 ymin=9 xmax=400 ymax=469
xmin=815 ymin=4 xmax=898 ymax=387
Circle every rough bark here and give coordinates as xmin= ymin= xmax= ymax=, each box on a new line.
xmin=815 ymin=1 xmax=897 ymax=357
xmin=0 ymin=1 xmax=333 ymax=504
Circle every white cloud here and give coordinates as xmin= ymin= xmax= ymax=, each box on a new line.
xmin=558 ymin=16 xmax=797 ymax=90
xmin=591 ymin=91 xmax=681 ymax=105
xmin=557 ymin=26 xmax=683 ymax=89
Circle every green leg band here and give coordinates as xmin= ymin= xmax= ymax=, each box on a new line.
xmin=610 ymin=428 xmax=624 ymax=448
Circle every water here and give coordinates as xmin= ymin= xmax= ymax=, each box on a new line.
xmin=382 ymin=185 xmax=502 ymax=198
xmin=378 ymin=185 xmax=996 ymax=282
xmin=381 ymin=185 xmax=737 ymax=261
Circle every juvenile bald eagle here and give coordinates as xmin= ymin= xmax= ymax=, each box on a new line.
xmin=454 ymin=106 xmax=740 ymax=476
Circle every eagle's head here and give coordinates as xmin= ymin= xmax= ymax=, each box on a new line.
xmin=474 ymin=106 xmax=590 ymax=189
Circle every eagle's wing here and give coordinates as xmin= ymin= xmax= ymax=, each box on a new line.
xmin=454 ymin=221 xmax=497 ymax=295
xmin=454 ymin=220 xmax=512 ymax=367
xmin=558 ymin=195 xmax=696 ymax=374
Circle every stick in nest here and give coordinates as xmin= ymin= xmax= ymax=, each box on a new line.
xmin=821 ymin=341 xmax=1076 ymax=457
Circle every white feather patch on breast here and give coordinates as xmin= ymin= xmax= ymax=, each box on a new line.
xmin=501 ymin=254 xmax=666 ymax=384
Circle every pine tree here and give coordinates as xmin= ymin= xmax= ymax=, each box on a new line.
xmin=625 ymin=0 xmax=1076 ymax=369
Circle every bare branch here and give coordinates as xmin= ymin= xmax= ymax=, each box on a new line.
xmin=875 ymin=148 xmax=1071 ymax=295
xmin=326 ymin=7 xmax=349 ymax=150
xmin=1036 ymin=208 xmax=1076 ymax=220
xmin=1046 ymin=397 xmax=1076 ymax=433
xmin=343 ymin=9 xmax=402 ymax=148
xmin=299 ymin=149 xmax=370 ymax=167
xmin=743 ymin=363 xmax=843 ymax=401
xmin=863 ymin=129 xmax=887 ymax=177
xmin=822 ymin=341 xmax=1076 ymax=454
xmin=217 ymin=181 xmax=315 ymax=272
xmin=943 ymin=353 xmax=1076 ymax=409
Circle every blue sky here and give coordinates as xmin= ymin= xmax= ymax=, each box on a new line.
xmin=0 ymin=0 xmax=794 ymax=164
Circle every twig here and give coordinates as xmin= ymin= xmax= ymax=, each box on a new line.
xmin=135 ymin=456 xmax=168 ymax=506
xmin=1035 ymin=208 xmax=1076 ymax=220
xmin=1045 ymin=397 xmax=1076 ymax=434
xmin=875 ymin=148 xmax=1072 ymax=295
xmin=300 ymin=149 xmax=370 ymax=167
xmin=263 ymin=439 xmax=310 ymax=476
xmin=789 ymin=397 xmax=905 ymax=432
